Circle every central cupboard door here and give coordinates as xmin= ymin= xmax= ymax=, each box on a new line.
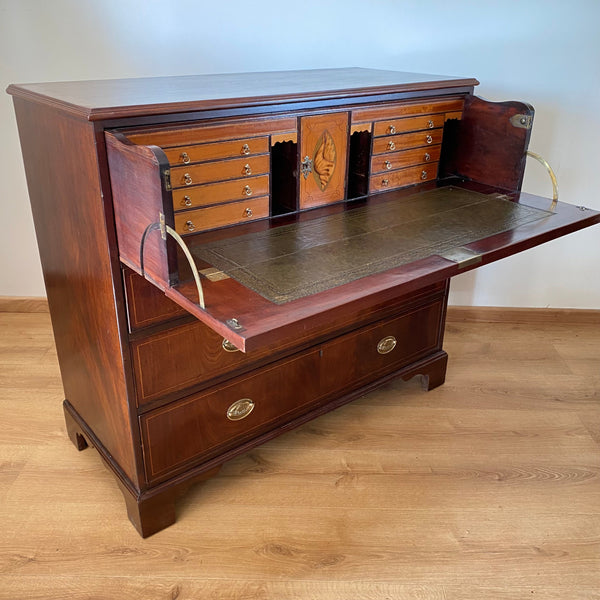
xmin=299 ymin=112 xmax=349 ymax=209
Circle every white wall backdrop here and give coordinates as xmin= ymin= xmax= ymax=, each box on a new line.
xmin=1 ymin=0 xmax=599 ymax=307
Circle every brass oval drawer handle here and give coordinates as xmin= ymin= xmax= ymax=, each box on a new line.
xmin=243 ymin=185 xmax=252 ymax=196
xmin=388 ymin=125 xmax=396 ymax=135
xmin=243 ymin=163 xmax=252 ymax=176
xmin=387 ymin=140 xmax=396 ymax=151
xmin=181 ymin=152 xmax=191 ymax=164
xmin=185 ymin=220 xmax=195 ymax=232
xmin=427 ymin=119 xmax=434 ymax=129
xmin=424 ymin=152 xmax=431 ymax=162
xmin=227 ymin=398 xmax=255 ymax=421
xmin=241 ymin=144 xmax=251 ymax=155
xmin=377 ymin=335 xmax=397 ymax=355
xmin=183 ymin=173 xmax=193 ymax=185
xmin=381 ymin=178 xmax=389 ymax=187
xmin=182 ymin=195 xmax=192 ymax=207
xmin=421 ymin=170 xmax=428 ymax=180
xmin=244 ymin=207 xmax=253 ymax=217
xmin=384 ymin=160 xmax=392 ymax=171
xmin=222 ymin=338 xmax=240 ymax=352
xmin=426 ymin=135 xmax=433 ymax=144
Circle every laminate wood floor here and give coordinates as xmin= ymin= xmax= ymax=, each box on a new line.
xmin=1 ymin=311 xmax=599 ymax=599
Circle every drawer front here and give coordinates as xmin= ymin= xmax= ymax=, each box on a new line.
xmin=141 ymin=349 xmax=323 ymax=482
xmin=352 ymin=98 xmax=464 ymax=123
xmin=370 ymin=145 xmax=442 ymax=173
xmin=163 ymin=136 xmax=270 ymax=166
xmin=372 ymin=129 xmax=443 ymax=154
xmin=170 ymin=155 xmax=270 ymax=188
xmin=174 ymin=196 xmax=269 ymax=234
xmin=370 ymin=163 xmax=438 ymax=193
xmin=131 ymin=319 xmax=272 ymax=406
xmin=320 ymin=299 xmax=444 ymax=395
xmin=373 ymin=114 xmax=445 ymax=137
xmin=123 ymin=268 xmax=187 ymax=331
xmin=172 ymin=174 xmax=269 ymax=210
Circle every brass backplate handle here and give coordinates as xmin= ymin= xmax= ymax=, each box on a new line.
xmin=377 ymin=335 xmax=397 ymax=354
xmin=227 ymin=398 xmax=255 ymax=421
xmin=526 ymin=150 xmax=558 ymax=211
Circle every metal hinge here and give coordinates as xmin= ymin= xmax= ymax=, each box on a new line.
xmin=510 ymin=114 xmax=533 ymax=130
xmin=162 ymin=168 xmax=172 ymax=191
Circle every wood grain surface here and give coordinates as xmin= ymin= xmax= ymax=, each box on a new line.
xmin=1 ymin=310 xmax=599 ymax=598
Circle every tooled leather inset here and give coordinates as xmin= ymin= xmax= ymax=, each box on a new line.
xmin=313 ymin=130 xmax=336 ymax=190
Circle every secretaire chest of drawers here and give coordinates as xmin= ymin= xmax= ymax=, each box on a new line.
xmin=8 ymin=68 xmax=600 ymax=536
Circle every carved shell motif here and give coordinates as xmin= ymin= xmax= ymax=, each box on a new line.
xmin=313 ymin=130 xmax=336 ymax=191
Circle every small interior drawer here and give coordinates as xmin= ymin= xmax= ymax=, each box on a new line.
xmin=174 ymin=196 xmax=269 ymax=234
xmin=372 ymin=130 xmax=443 ymax=154
xmin=370 ymin=145 xmax=442 ymax=174
xmin=370 ymin=163 xmax=439 ymax=193
xmin=140 ymin=349 xmax=323 ymax=482
xmin=163 ymin=136 xmax=270 ymax=165
xmin=170 ymin=155 xmax=269 ymax=188
xmin=171 ymin=175 xmax=269 ymax=210
xmin=373 ymin=113 xmax=445 ymax=137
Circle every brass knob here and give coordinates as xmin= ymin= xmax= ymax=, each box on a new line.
xmin=384 ymin=160 xmax=392 ymax=170
xmin=427 ymin=119 xmax=434 ymax=129
xmin=243 ymin=164 xmax=252 ymax=176
xmin=421 ymin=170 xmax=428 ymax=180
xmin=241 ymin=144 xmax=251 ymax=155
xmin=243 ymin=185 xmax=252 ymax=197
xmin=387 ymin=140 xmax=396 ymax=151
xmin=227 ymin=398 xmax=255 ymax=421
xmin=388 ymin=125 xmax=396 ymax=135
xmin=182 ymin=195 xmax=192 ymax=207
xmin=181 ymin=152 xmax=191 ymax=164
xmin=424 ymin=153 xmax=431 ymax=162
xmin=185 ymin=220 xmax=195 ymax=232
xmin=222 ymin=338 xmax=240 ymax=352
xmin=381 ymin=178 xmax=389 ymax=187
xmin=377 ymin=335 xmax=397 ymax=354
xmin=426 ymin=135 xmax=433 ymax=144
xmin=183 ymin=173 xmax=193 ymax=185
xmin=244 ymin=207 xmax=253 ymax=217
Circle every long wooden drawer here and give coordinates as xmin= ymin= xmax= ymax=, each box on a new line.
xmin=372 ymin=129 xmax=443 ymax=154
xmin=370 ymin=163 xmax=438 ymax=193
xmin=373 ymin=113 xmax=445 ymax=137
xmin=123 ymin=268 xmax=187 ymax=332
xmin=320 ymin=298 xmax=444 ymax=395
xmin=131 ymin=319 xmax=272 ymax=406
xmin=140 ymin=349 xmax=323 ymax=482
xmin=174 ymin=196 xmax=269 ymax=234
xmin=170 ymin=155 xmax=270 ymax=188
xmin=163 ymin=136 xmax=269 ymax=166
xmin=172 ymin=175 xmax=269 ymax=210
xmin=370 ymin=145 xmax=442 ymax=173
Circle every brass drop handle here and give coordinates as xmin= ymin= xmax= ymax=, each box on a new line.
xmin=384 ymin=160 xmax=393 ymax=171
xmin=243 ymin=185 xmax=252 ymax=196
xmin=377 ymin=335 xmax=397 ymax=354
xmin=424 ymin=152 xmax=431 ymax=162
xmin=381 ymin=178 xmax=389 ymax=187
xmin=244 ymin=207 xmax=253 ymax=217
xmin=388 ymin=125 xmax=396 ymax=135
xmin=227 ymin=398 xmax=255 ymax=421
xmin=421 ymin=170 xmax=428 ymax=180
xmin=185 ymin=220 xmax=195 ymax=232
xmin=182 ymin=195 xmax=192 ymax=207
xmin=222 ymin=338 xmax=240 ymax=352
xmin=426 ymin=135 xmax=433 ymax=144
xmin=183 ymin=173 xmax=193 ymax=185
xmin=241 ymin=144 xmax=251 ymax=155
xmin=243 ymin=164 xmax=252 ymax=176
xmin=427 ymin=119 xmax=434 ymax=129
xmin=181 ymin=152 xmax=191 ymax=164
xmin=388 ymin=140 xmax=396 ymax=151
